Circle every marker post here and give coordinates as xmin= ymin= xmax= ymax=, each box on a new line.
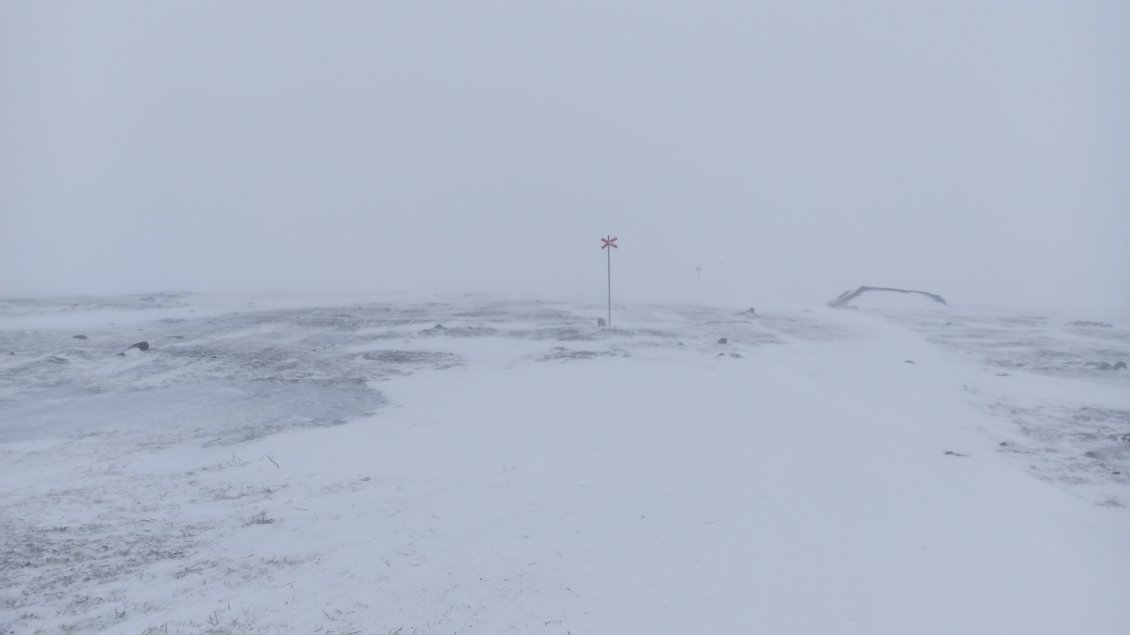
xmin=600 ymin=235 xmax=618 ymax=326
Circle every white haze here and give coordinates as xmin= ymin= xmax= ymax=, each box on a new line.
xmin=2 ymin=1 xmax=1128 ymax=311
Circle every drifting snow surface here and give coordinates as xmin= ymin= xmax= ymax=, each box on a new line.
xmin=1 ymin=293 xmax=1128 ymax=634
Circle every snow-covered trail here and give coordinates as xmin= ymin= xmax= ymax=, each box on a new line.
xmin=245 ymin=310 xmax=1125 ymax=634
xmin=2 ymin=295 xmax=1127 ymax=634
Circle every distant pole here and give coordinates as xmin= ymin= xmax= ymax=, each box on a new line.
xmin=607 ymin=245 xmax=611 ymax=325
xmin=600 ymin=235 xmax=618 ymax=326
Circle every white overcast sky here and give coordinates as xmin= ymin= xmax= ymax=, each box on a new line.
xmin=1 ymin=1 xmax=1127 ymax=310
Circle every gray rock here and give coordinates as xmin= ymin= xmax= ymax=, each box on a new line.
xmin=128 ymin=341 xmax=150 ymax=352
xmin=828 ymin=286 xmax=947 ymax=308
xmin=73 ymin=334 xmax=88 ymax=340
xmin=1066 ymin=321 xmax=1113 ymax=328
xmin=717 ymin=337 xmax=728 ymax=345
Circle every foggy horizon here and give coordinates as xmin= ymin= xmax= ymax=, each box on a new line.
xmin=3 ymin=4 xmax=1130 ymax=631
xmin=2 ymin=1 xmax=1128 ymax=312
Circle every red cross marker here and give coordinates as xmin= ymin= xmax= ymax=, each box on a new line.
xmin=601 ymin=236 xmax=618 ymax=249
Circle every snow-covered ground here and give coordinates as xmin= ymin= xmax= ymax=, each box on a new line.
xmin=1 ymin=292 xmax=1127 ymax=634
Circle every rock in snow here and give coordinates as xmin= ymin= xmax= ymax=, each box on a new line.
xmin=828 ymin=285 xmax=948 ymax=308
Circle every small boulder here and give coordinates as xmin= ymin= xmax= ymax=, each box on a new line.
xmin=904 ymin=360 xmax=916 ymax=365
xmin=717 ymin=337 xmax=728 ymax=345
xmin=128 ymin=341 xmax=150 ymax=352
xmin=1115 ymin=361 xmax=1128 ymax=370
xmin=73 ymin=334 xmax=88 ymax=340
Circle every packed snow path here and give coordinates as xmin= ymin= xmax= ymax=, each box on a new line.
xmin=2 ymin=294 xmax=1127 ymax=634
